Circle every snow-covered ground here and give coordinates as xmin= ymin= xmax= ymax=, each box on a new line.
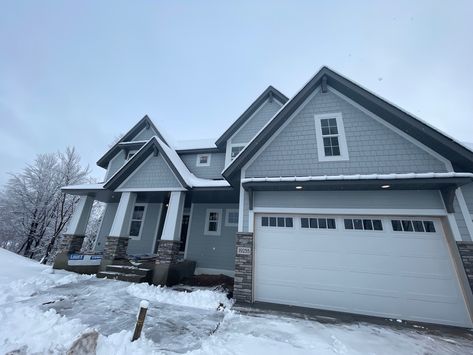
xmin=0 ymin=248 xmax=472 ymax=354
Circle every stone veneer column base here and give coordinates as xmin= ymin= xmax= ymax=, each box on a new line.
xmin=58 ymin=234 xmax=85 ymax=254
xmin=234 ymin=232 xmax=254 ymax=304
xmin=99 ymin=236 xmax=130 ymax=271
xmin=153 ymin=240 xmax=181 ymax=286
xmin=457 ymin=241 xmax=473 ymax=293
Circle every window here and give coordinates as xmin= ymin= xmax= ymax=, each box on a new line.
xmin=230 ymin=145 xmax=245 ymax=160
xmin=225 ymin=209 xmax=239 ymax=227
xmin=204 ymin=209 xmax=222 ymax=235
xmin=344 ymin=218 xmax=383 ymax=231
xmin=196 ymin=154 xmax=211 ymax=167
xmin=129 ymin=204 xmax=146 ymax=239
xmin=301 ymin=217 xmax=336 ymax=229
xmin=391 ymin=219 xmax=436 ymax=233
xmin=314 ymin=113 xmax=349 ymax=162
xmin=261 ymin=216 xmax=294 ymax=228
xmin=126 ymin=150 xmax=137 ymax=160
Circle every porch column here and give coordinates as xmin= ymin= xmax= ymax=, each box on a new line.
xmin=153 ymin=191 xmax=186 ymax=285
xmin=101 ymin=192 xmax=136 ymax=266
xmin=157 ymin=191 xmax=186 ymax=263
xmin=59 ymin=195 xmax=94 ymax=254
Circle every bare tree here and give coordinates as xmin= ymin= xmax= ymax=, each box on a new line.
xmin=0 ymin=147 xmax=90 ymax=262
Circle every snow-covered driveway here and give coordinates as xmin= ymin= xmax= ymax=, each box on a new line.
xmin=1 ymin=248 xmax=472 ymax=354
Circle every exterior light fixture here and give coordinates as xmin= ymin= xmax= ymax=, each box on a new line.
xmin=296 ymin=186 xmax=303 ymax=190
xmin=381 ymin=185 xmax=390 ymax=189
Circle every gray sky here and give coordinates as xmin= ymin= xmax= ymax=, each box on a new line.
xmin=1 ymin=1 xmax=472 ymax=185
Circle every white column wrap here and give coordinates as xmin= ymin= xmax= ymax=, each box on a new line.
xmin=67 ymin=195 xmax=94 ymax=235
xmin=109 ymin=192 xmax=137 ymax=237
xmin=161 ymin=191 xmax=186 ymax=241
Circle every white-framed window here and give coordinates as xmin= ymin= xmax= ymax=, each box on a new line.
xmin=126 ymin=150 xmax=138 ymax=160
xmin=196 ymin=153 xmax=211 ymax=167
xmin=314 ymin=113 xmax=349 ymax=162
xmin=204 ymin=209 xmax=222 ymax=236
xmin=225 ymin=209 xmax=239 ymax=227
xmin=230 ymin=144 xmax=245 ymax=161
xmin=129 ymin=203 xmax=147 ymax=239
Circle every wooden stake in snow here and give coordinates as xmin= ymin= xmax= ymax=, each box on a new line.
xmin=132 ymin=300 xmax=149 ymax=342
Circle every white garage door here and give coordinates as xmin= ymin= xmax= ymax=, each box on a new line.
xmin=254 ymin=214 xmax=471 ymax=327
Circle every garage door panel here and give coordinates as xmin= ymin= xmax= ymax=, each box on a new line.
xmin=254 ymin=214 xmax=471 ymax=327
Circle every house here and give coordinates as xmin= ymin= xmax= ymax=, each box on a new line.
xmin=60 ymin=67 xmax=473 ymax=328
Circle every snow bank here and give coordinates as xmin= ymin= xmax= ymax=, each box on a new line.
xmin=126 ymin=283 xmax=233 ymax=311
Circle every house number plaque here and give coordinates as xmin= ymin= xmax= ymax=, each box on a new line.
xmin=237 ymin=247 xmax=251 ymax=255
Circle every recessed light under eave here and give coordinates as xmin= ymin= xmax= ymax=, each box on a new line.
xmin=381 ymin=185 xmax=391 ymax=189
xmin=296 ymin=186 xmax=303 ymax=190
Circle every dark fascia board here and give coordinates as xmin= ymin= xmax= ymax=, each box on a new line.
xmin=224 ymin=67 xmax=473 ymax=182
xmin=103 ymin=137 xmax=190 ymax=190
xmin=176 ymin=147 xmax=221 ymax=154
xmin=96 ymin=115 xmax=169 ymax=169
xmin=214 ymin=86 xmax=289 ymax=149
xmin=242 ymin=176 xmax=473 ymax=192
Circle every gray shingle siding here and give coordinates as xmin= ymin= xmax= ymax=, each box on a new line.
xmin=120 ymin=154 xmax=182 ymax=189
xmin=180 ymin=152 xmax=226 ymax=179
xmin=105 ymin=152 xmax=126 ymax=181
xmin=132 ymin=127 xmax=157 ymax=141
xmin=185 ymin=203 xmax=238 ymax=271
xmin=245 ymin=90 xmax=447 ymax=178
xmin=232 ymin=99 xmax=283 ymax=144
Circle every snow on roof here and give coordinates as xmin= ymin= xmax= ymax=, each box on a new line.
xmin=62 ymin=183 xmax=105 ymax=190
xmin=242 ymin=172 xmax=473 ymax=183
xmin=173 ymin=138 xmax=217 ymax=151
xmin=155 ymin=136 xmax=229 ymax=188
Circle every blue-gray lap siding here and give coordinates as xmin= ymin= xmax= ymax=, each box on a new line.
xmin=231 ymin=99 xmax=283 ymax=144
xmin=185 ymin=203 xmax=238 ymax=271
xmin=119 ymin=154 xmax=183 ymax=189
xmin=94 ymin=202 xmax=162 ymax=254
xmin=245 ymin=89 xmax=447 ymax=178
xmin=180 ymin=152 xmax=226 ymax=179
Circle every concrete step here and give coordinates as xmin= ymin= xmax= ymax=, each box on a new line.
xmin=106 ymin=264 xmax=152 ymax=277
xmin=97 ymin=271 xmax=148 ymax=283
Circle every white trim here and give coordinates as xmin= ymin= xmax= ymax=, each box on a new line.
xmin=183 ymin=203 xmax=194 ymax=259
xmin=328 ymin=87 xmax=452 ymax=167
xmin=196 ymin=153 xmax=211 ymax=167
xmin=249 ymin=210 xmax=255 ymax=233
xmin=194 ymin=267 xmax=235 ymax=277
xmin=252 ymin=207 xmax=448 ymax=217
xmin=455 ymin=188 xmax=473 ymax=241
xmin=151 ymin=203 xmax=164 ymax=254
xmin=128 ymin=203 xmax=147 ymax=240
xmin=225 ymin=209 xmax=239 ymax=227
xmin=126 ymin=150 xmax=138 ymax=160
xmin=225 ymin=143 xmax=247 ymax=167
xmin=115 ymin=187 xmax=186 ymax=192
xmin=447 ymin=214 xmax=463 ymax=241
xmin=204 ymin=208 xmax=223 ymax=236
xmin=241 ymin=87 xmax=322 ymax=175
xmin=314 ymin=112 xmax=349 ymax=162
xmin=238 ymin=170 xmax=245 ymax=232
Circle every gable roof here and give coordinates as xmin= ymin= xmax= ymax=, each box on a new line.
xmin=103 ymin=136 xmax=229 ymax=190
xmin=223 ymin=66 xmax=473 ymax=183
xmin=215 ymin=86 xmax=289 ymax=149
xmin=97 ymin=115 xmax=169 ymax=169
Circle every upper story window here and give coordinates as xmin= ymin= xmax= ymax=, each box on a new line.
xmin=230 ymin=144 xmax=245 ymax=161
xmin=129 ymin=204 xmax=146 ymax=239
xmin=196 ymin=154 xmax=211 ymax=167
xmin=314 ymin=113 xmax=349 ymax=162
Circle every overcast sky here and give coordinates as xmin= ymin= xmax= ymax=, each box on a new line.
xmin=1 ymin=1 xmax=472 ymax=185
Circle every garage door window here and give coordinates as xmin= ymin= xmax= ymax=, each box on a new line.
xmin=261 ymin=216 xmax=293 ymax=228
xmin=344 ymin=218 xmax=383 ymax=231
xmin=391 ymin=219 xmax=436 ymax=233
xmin=301 ymin=217 xmax=336 ymax=229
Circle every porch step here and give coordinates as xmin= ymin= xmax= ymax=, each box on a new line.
xmin=97 ymin=271 xmax=148 ymax=283
xmin=106 ymin=264 xmax=152 ymax=277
